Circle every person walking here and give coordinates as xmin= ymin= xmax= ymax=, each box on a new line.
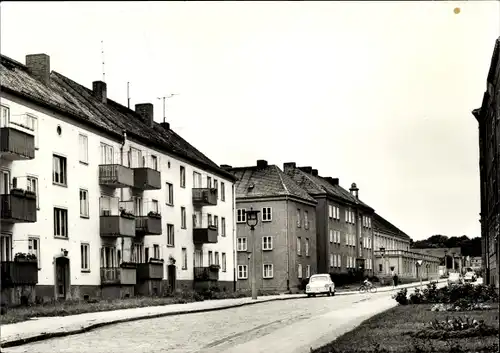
xmin=391 ymin=269 xmax=398 ymax=287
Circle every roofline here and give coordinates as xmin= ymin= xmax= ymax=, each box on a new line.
xmin=235 ymin=194 xmax=318 ymax=207
xmin=0 ymin=84 xmax=236 ymax=183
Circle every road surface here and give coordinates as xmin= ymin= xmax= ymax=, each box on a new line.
xmin=3 ymin=288 xmax=418 ymax=353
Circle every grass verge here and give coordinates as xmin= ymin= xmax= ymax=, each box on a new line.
xmin=312 ymin=303 xmax=499 ymax=353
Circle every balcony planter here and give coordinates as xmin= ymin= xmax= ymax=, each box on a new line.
xmin=149 ymin=258 xmax=164 ymax=264
xmin=147 ymin=211 xmax=162 ymax=219
xmin=120 ymin=210 xmax=135 ymax=220
xmin=120 ymin=262 xmax=137 ymax=269
xmin=209 ymin=264 xmax=220 ymax=271
xmin=10 ymin=188 xmax=25 ymax=197
xmin=25 ymin=190 xmax=37 ymax=200
xmin=14 ymin=252 xmax=37 ymax=263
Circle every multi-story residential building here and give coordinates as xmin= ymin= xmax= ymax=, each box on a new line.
xmin=283 ymin=163 xmax=375 ymax=276
xmin=225 ymin=160 xmax=317 ymax=293
xmin=472 ymin=37 xmax=500 ymax=288
xmin=373 ymin=214 xmax=440 ymax=281
xmin=0 ymin=53 xmax=237 ymax=304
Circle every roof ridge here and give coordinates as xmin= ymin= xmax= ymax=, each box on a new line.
xmin=275 ymin=165 xmax=290 ymax=194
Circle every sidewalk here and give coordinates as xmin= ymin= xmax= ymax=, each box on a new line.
xmin=0 ymin=279 xmax=443 ymax=348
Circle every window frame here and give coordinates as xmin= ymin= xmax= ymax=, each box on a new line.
xmin=181 ymin=207 xmax=187 ymax=229
xmin=79 ymin=133 xmax=89 ymax=164
xmin=238 ymin=265 xmax=248 ymax=279
xmin=221 ymin=182 xmax=225 ymax=201
xmin=180 ymin=166 xmax=186 ymax=188
xmin=236 ymin=208 xmax=247 ymax=223
xmin=263 ymin=264 xmax=274 ymax=279
xmin=181 ymin=247 xmax=188 ymax=270
xmin=26 ymin=175 xmax=39 ymax=209
xmin=298 ymin=263 xmax=303 ymax=279
xmin=262 ymin=236 xmax=273 ymax=251
xmin=28 ymin=236 xmax=41 ymax=269
xmin=221 ymin=217 xmax=226 ymax=237
xmin=53 ymin=207 xmax=69 ymax=238
xmin=80 ymin=242 xmax=90 ymax=272
xmin=79 ymin=188 xmax=89 ymax=218
xmin=222 ymin=252 xmax=227 ymax=272
xmin=165 ymin=182 xmax=174 ymax=205
xmin=52 ymin=154 xmax=68 ymax=187
xmin=167 ymin=224 xmax=175 ymax=247
xmin=261 ymin=207 xmax=272 ymax=222
xmin=237 ymin=237 xmax=248 ymax=252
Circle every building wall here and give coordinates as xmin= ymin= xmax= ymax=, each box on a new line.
xmin=235 ymin=198 xmax=317 ymax=292
xmin=373 ymin=250 xmax=440 ymax=280
xmin=0 ymin=92 xmax=236 ymax=300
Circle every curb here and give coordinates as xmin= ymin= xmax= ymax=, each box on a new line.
xmin=0 ymin=280 xmax=443 ymax=349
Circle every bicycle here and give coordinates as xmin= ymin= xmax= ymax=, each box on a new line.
xmin=359 ymin=284 xmax=377 ymax=294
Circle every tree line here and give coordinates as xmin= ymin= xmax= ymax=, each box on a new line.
xmin=410 ymin=235 xmax=481 ymax=257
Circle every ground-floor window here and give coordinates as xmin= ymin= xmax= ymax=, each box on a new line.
xmin=0 ymin=233 xmax=12 ymax=261
xmin=238 ymin=265 xmax=248 ymax=279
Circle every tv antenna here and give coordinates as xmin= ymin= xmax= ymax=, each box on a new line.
xmin=127 ymin=82 xmax=130 ymax=109
xmin=157 ymin=94 xmax=179 ymax=124
xmin=101 ymin=40 xmax=106 ymax=82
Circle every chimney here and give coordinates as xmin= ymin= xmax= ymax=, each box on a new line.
xmin=92 ymin=81 xmax=107 ymax=104
xmin=25 ymin=54 xmax=50 ymax=85
xmin=256 ymin=160 xmax=268 ymax=168
xmin=350 ymin=182 xmax=359 ymax=199
xmin=283 ymin=162 xmax=296 ymax=172
xmin=135 ymin=103 xmax=154 ymax=126
xmin=324 ymin=177 xmax=339 ymax=186
xmin=299 ymin=166 xmax=313 ymax=174
xmin=160 ymin=122 xmax=170 ymax=130
xmin=220 ymin=164 xmax=233 ymax=170
xmin=312 ymin=169 xmax=318 ymax=176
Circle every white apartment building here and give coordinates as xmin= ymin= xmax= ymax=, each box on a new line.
xmin=0 ymin=53 xmax=237 ymax=304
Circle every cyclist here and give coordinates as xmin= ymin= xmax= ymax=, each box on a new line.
xmin=363 ymin=278 xmax=372 ymax=288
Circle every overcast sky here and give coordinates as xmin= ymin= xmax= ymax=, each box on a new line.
xmin=1 ymin=1 xmax=499 ymax=240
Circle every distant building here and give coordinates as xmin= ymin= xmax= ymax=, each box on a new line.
xmin=283 ymin=163 xmax=375 ymax=277
xmin=472 ymin=36 xmax=500 ymax=288
xmin=464 ymin=256 xmax=482 ymax=272
xmin=374 ymin=216 xmax=440 ymax=280
xmin=410 ymin=247 xmax=460 ymax=278
xmin=226 ymin=160 xmax=318 ymax=293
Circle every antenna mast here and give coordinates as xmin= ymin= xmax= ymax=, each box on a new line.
xmin=127 ymin=82 xmax=130 ymax=109
xmin=101 ymin=40 xmax=105 ymax=82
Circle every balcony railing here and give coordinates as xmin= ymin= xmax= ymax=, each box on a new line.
xmin=133 ymin=167 xmax=161 ymax=190
xmin=135 ymin=214 xmax=162 ymax=236
xmin=0 ymin=127 xmax=35 ymax=160
xmin=192 ymin=188 xmax=218 ymax=206
xmin=0 ymin=190 xmax=37 ymax=223
xmin=193 ymin=225 xmax=218 ymax=244
xmin=100 ymin=266 xmax=136 ymax=285
xmin=194 ymin=266 xmax=219 ymax=281
xmin=136 ymin=261 xmax=164 ymax=281
xmin=1 ymin=261 xmax=38 ymax=287
xmin=99 ymin=164 xmax=134 ymax=188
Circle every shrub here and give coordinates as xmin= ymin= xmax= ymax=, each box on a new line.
xmin=393 ymin=288 xmax=408 ymax=305
xmin=409 ymin=288 xmax=425 ymax=304
xmin=412 ymin=316 xmax=498 ymax=340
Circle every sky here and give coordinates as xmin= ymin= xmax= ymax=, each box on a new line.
xmin=1 ymin=1 xmax=499 ymax=241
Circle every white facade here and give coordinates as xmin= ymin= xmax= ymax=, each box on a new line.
xmin=373 ymin=230 xmax=410 ymax=252
xmin=0 ymin=91 xmax=236 ymax=292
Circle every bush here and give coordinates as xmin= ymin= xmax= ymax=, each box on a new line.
xmin=393 ymin=288 xmax=409 ymax=305
xmin=411 ymin=316 xmax=498 ymax=340
xmin=409 ymin=288 xmax=425 ymax=304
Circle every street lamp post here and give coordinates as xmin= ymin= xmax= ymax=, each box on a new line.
xmin=416 ymin=260 xmax=423 ymax=289
xmin=380 ymin=247 xmax=386 ymax=284
xmin=444 ymin=249 xmax=448 ymax=276
xmin=246 ymin=207 xmax=260 ymax=300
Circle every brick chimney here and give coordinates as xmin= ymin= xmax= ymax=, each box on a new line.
xmin=256 ymin=160 xmax=268 ymax=169
xmin=324 ymin=177 xmax=339 ymax=186
xmin=299 ymin=166 xmax=313 ymax=174
xmin=135 ymin=103 xmax=154 ymax=126
xmin=312 ymin=169 xmax=318 ymax=176
xmin=92 ymin=81 xmax=107 ymax=104
xmin=160 ymin=122 xmax=170 ymax=130
xmin=350 ymin=182 xmax=359 ymax=199
xmin=25 ymin=54 xmax=50 ymax=85
xmin=220 ymin=164 xmax=233 ymax=170
xmin=283 ymin=162 xmax=296 ymax=172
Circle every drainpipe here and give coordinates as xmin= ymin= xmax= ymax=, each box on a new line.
xmin=232 ymin=184 xmax=236 ymax=292
xmin=285 ymin=196 xmax=290 ymax=291
xmin=120 ymin=131 xmax=127 ymax=262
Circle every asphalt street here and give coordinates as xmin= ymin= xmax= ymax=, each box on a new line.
xmin=2 ymin=286 xmax=429 ymax=353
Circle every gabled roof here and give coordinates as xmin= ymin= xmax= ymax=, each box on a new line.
xmin=229 ymin=164 xmax=317 ymax=204
xmin=284 ymin=167 xmax=373 ymax=211
xmin=373 ymin=213 xmax=410 ymax=240
xmin=0 ymin=54 xmax=236 ymax=182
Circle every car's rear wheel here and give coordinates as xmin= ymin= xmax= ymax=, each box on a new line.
xmin=328 ymin=290 xmax=332 ymax=296
xmin=307 ymin=294 xmax=312 ymax=298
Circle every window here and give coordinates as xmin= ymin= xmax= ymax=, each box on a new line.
xmin=52 ymin=155 xmax=67 ymax=186
xmin=181 ymin=207 xmax=186 ymax=229
xmin=153 ymin=244 xmax=160 ymax=259
xmin=236 ymin=209 xmax=246 ymax=223
xmin=128 ymin=147 xmax=142 ymax=168
xmin=166 ymin=182 xmax=174 ymax=205
xmin=26 ymin=176 xmax=39 ymax=208
xmin=207 ymin=176 xmax=212 ymax=188
xmin=180 ymin=166 xmax=186 ymax=188
xmin=1 ymin=233 xmax=12 ymax=261
xmin=329 ymin=229 xmax=333 ymax=243
xmin=80 ymin=189 xmax=89 ymax=218
xmin=306 ymin=265 xmax=311 ymax=278
xmin=296 ymin=209 xmax=301 ymax=227
xmin=238 ymin=265 xmax=248 ymax=279
xmin=297 ymin=237 xmax=301 ymax=255
xmin=79 ymin=134 xmax=88 ymax=164
xmin=237 ymin=237 xmax=247 ymax=251
xmin=208 ymin=213 xmax=212 ymax=227
xmin=222 ymin=253 xmax=227 ymax=272
xmin=304 ymin=211 xmax=309 ymax=229
xmin=305 ymin=238 xmax=309 ymax=256
xmin=182 ymin=248 xmax=188 ymax=270
xmin=345 ymin=233 xmax=349 ymax=245
xmin=54 ymin=208 xmax=68 ymax=237
xmin=337 ymin=254 xmax=341 ymax=268
xmin=151 ymin=200 xmax=159 ymax=213
xmin=151 ymin=155 xmax=158 ymax=171
xmin=336 ymin=231 xmax=341 ymax=244
xmin=167 ymin=224 xmax=174 ymax=246
xmin=329 ymin=253 xmax=334 ymax=267
xmin=263 ymin=264 xmax=273 ymax=279
xmin=214 ymin=179 xmax=218 ymax=199
xmin=100 ymin=143 xmax=114 ymax=164
xmin=298 ymin=264 xmax=303 ymax=279
xmin=334 ymin=206 xmax=340 ymax=220
xmin=262 ymin=207 xmax=272 ymax=221
xmin=215 ymin=251 xmax=219 ymax=266
xmin=1 ymin=169 xmax=10 ymax=194
xmin=193 ymin=171 xmax=202 ymax=188
xmin=221 ymin=217 xmax=226 ymax=237
xmin=333 ymin=253 xmax=337 ymax=267
xmin=28 ymin=237 xmax=41 ymax=269
xmin=0 ymin=105 xmax=9 ymax=127
xmin=81 ymin=243 xmax=90 ymax=271
xmin=262 ymin=236 xmax=273 ymax=250
xmin=214 ymin=215 xmax=219 ymax=231
xmin=221 ymin=182 xmax=225 ymax=201
xmin=208 ymin=251 xmax=213 ymax=265
xmin=329 ymin=205 xmax=333 ymax=218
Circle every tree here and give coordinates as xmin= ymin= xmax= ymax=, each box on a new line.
xmin=411 ymin=234 xmax=481 ymax=257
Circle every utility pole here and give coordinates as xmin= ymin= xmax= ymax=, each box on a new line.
xmin=157 ymin=94 xmax=178 ymax=124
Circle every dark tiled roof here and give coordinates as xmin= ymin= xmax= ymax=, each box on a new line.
xmin=373 ymin=213 xmax=410 ymax=240
xmin=229 ymin=165 xmax=317 ymax=203
xmin=0 ymin=55 xmax=236 ymax=181
xmin=284 ymin=168 xmax=373 ymax=210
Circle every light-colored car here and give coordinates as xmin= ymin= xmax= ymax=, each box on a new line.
xmin=464 ymin=271 xmax=477 ymax=283
xmin=447 ymin=272 xmax=463 ymax=285
xmin=306 ymin=274 xmax=336 ymax=297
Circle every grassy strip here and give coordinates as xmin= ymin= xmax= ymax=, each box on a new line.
xmin=0 ymin=290 xmax=278 ymax=325
xmin=312 ymin=303 xmax=499 ymax=353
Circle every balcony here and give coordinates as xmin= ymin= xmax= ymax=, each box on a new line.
xmin=136 ymin=261 xmax=164 ymax=281
xmin=100 ymin=266 xmax=137 ymax=285
xmin=192 ymin=188 xmax=218 ymax=207
xmin=0 ymin=127 xmax=35 ymax=160
xmin=193 ymin=225 xmax=218 ymax=244
xmin=136 ymin=213 xmax=162 ymax=236
xmin=99 ymin=164 xmax=134 ymax=188
xmin=100 ymin=198 xmax=136 ymax=237
xmin=0 ymin=189 xmax=37 ymax=223
xmin=133 ymin=167 xmax=161 ymax=190
xmin=194 ymin=266 xmax=219 ymax=281
xmin=1 ymin=261 xmax=38 ymax=287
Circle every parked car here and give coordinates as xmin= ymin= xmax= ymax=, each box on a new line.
xmin=447 ymin=272 xmax=463 ymax=285
xmin=306 ymin=274 xmax=336 ymax=297
xmin=464 ymin=271 xmax=477 ymax=283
